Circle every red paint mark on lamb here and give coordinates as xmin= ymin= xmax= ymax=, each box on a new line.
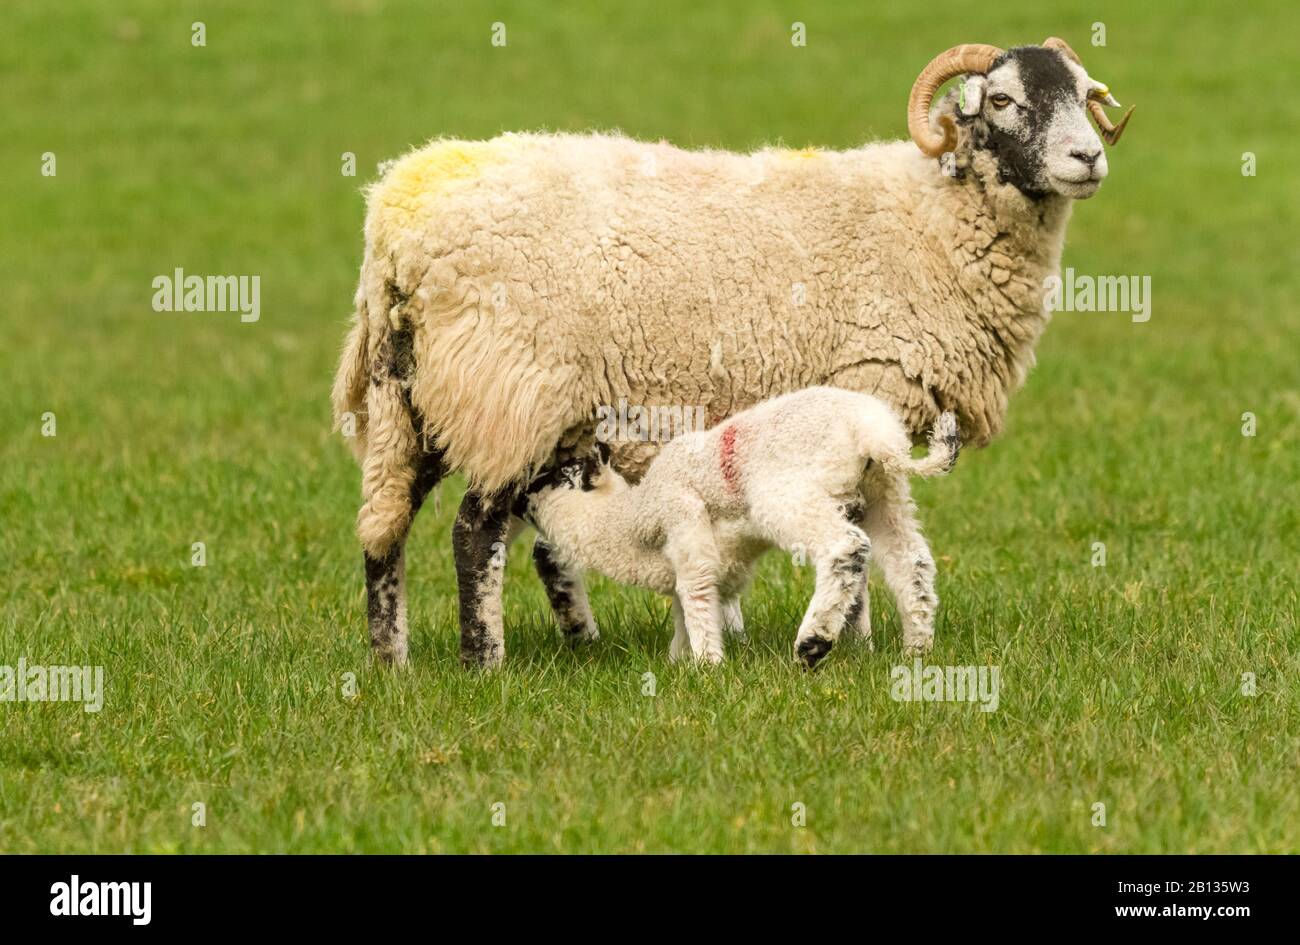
xmin=719 ymin=424 xmax=741 ymax=492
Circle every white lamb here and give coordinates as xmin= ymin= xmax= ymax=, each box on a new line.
xmin=521 ymin=387 xmax=961 ymax=667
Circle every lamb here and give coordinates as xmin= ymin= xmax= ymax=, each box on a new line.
xmin=331 ymin=36 xmax=1132 ymax=667
xmin=520 ymin=387 xmax=961 ymax=667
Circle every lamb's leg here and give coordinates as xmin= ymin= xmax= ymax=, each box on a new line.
xmin=842 ymin=584 xmax=873 ymax=651
xmin=751 ymin=496 xmax=870 ymax=667
xmin=721 ymin=596 xmax=746 ymax=642
xmin=791 ymin=525 xmax=871 ymax=669
xmin=842 ymin=503 xmax=872 ymax=649
xmin=532 ymin=536 xmax=600 ymax=644
xmin=664 ymin=520 xmax=725 ymax=664
xmin=675 ymin=579 xmax=724 ymax=665
xmin=669 ymin=594 xmax=690 ymax=662
xmin=453 ymin=490 xmax=512 ymax=669
xmin=863 ymin=480 xmax=938 ymax=656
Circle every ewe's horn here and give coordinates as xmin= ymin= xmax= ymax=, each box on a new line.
xmin=908 ymin=43 xmax=1004 ymax=157
xmin=1042 ymin=35 xmax=1082 ymax=64
xmin=1088 ymin=99 xmax=1134 ymax=145
xmin=1043 ymin=36 xmax=1135 ymax=145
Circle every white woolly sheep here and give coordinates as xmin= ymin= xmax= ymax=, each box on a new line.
xmin=331 ymin=36 xmax=1132 ymax=667
xmin=522 ymin=387 xmax=961 ymax=667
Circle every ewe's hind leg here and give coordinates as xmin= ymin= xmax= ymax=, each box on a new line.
xmin=363 ymin=451 xmax=443 ymax=666
xmin=864 ymin=480 xmax=938 ymax=655
xmin=532 ymin=536 xmax=599 ymax=645
xmin=453 ymin=490 xmax=512 ymax=668
xmin=357 ymin=322 xmax=445 ymax=666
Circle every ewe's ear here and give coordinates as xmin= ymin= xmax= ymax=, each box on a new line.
xmin=594 ymin=439 xmax=612 ymax=465
xmin=958 ymin=74 xmax=986 ymax=117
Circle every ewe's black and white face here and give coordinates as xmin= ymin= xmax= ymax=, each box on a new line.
xmin=960 ymin=46 xmax=1109 ymax=199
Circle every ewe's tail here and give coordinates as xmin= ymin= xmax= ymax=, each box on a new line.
xmin=331 ymin=286 xmax=370 ymax=460
xmin=880 ymin=412 xmax=961 ymax=478
xmin=333 ymin=269 xmax=435 ymax=558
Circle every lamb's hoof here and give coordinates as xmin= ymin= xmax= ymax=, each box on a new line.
xmin=796 ymin=636 xmax=834 ymax=669
xmin=563 ymin=623 xmax=601 ymax=646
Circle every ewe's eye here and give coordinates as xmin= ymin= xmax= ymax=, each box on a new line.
xmin=989 ymin=93 xmax=1013 ymax=110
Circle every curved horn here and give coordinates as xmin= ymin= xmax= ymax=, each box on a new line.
xmin=907 ymin=43 xmax=1004 ymax=157
xmin=1044 ymin=36 xmax=1135 ymax=145
xmin=1042 ymin=36 xmax=1081 ymax=64
xmin=1088 ymin=100 xmax=1135 ymax=145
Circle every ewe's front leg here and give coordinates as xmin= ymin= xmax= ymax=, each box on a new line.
xmin=864 ymin=483 xmax=938 ymax=656
xmin=453 ymin=490 xmax=512 ymax=668
xmin=532 ymin=535 xmax=599 ymax=644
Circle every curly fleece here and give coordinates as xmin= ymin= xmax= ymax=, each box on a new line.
xmin=334 ymin=116 xmax=1070 ymax=556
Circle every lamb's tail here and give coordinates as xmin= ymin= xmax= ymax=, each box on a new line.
xmin=879 ymin=411 xmax=961 ymax=479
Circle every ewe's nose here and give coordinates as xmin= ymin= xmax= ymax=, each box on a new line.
xmin=1070 ymin=147 xmax=1102 ymax=168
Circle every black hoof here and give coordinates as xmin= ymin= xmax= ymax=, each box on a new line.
xmin=796 ymin=635 xmax=834 ymax=669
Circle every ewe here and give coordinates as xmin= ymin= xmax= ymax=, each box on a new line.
xmin=333 ymin=36 xmax=1131 ymax=667
xmin=521 ymin=387 xmax=960 ymax=667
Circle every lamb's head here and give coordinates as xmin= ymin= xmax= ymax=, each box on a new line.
xmin=909 ymin=37 xmax=1134 ymax=200
xmin=519 ymin=441 xmax=629 ymax=528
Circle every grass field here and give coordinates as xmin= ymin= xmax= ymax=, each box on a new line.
xmin=2 ymin=0 xmax=1297 ymax=853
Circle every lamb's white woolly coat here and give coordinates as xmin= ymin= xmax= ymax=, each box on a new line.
xmin=528 ymin=387 xmax=959 ymax=663
xmin=334 ymin=123 xmax=1067 ymax=555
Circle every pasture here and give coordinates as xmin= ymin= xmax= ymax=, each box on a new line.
xmin=1 ymin=0 xmax=1297 ymax=852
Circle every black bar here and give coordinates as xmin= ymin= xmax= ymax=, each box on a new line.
xmin=0 ymin=854 xmax=1290 ymax=931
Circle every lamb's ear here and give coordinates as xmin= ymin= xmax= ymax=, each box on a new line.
xmin=594 ymin=439 xmax=612 ymax=465
xmin=958 ymin=74 xmax=986 ymax=117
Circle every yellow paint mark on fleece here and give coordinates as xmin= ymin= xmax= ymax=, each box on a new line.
xmin=374 ymin=139 xmax=504 ymax=212
xmin=778 ymin=147 xmax=824 ymax=161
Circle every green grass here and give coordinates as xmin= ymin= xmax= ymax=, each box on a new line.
xmin=2 ymin=0 xmax=1298 ymax=853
